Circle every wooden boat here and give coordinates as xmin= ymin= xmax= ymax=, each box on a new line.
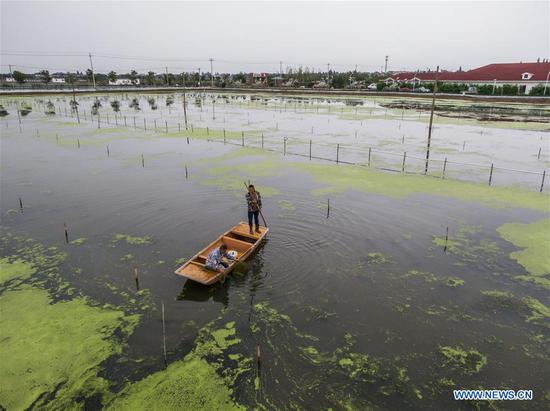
xmin=175 ymin=222 xmax=269 ymax=285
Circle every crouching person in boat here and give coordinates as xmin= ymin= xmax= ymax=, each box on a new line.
xmin=246 ymin=184 xmax=262 ymax=235
xmin=205 ymin=243 xmax=234 ymax=273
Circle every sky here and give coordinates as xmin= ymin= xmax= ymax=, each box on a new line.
xmin=1 ymin=1 xmax=548 ymax=75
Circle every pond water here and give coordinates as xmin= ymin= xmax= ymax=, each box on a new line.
xmin=0 ymin=93 xmax=549 ymax=410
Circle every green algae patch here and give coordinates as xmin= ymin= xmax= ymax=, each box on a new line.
xmin=112 ymin=233 xmax=153 ymax=246
xmin=291 ymin=161 xmax=550 ymax=212
xmin=367 ymin=252 xmax=387 ymax=264
xmin=0 ymin=286 xmax=140 ymax=410
xmin=107 ymin=356 xmax=243 ymax=410
xmin=439 ymin=346 xmax=487 ymax=374
xmin=278 ymin=199 xmax=295 ymax=211
xmin=445 ymin=277 xmax=464 ymax=287
xmin=497 ymin=218 xmax=550 ymax=282
xmin=0 ymin=257 xmax=36 ymax=284
xmin=70 ymin=237 xmax=87 ymax=246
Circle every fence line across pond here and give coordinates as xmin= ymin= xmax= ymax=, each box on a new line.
xmin=8 ymin=107 xmax=548 ymax=193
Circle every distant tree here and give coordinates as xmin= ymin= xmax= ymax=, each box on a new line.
xmin=65 ymin=72 xmax=76 ymax=84
xmin=529 ymin=84 xmax=547 ymax=96
xmin=39 ymin=70 xmax=52 ymax=84
xmin=129 ymin=70 xmax=138 ymax=85
xmin=146 ymin=71 xmax=156 ymax=86
xmin=86 ymin=68 xmax=94 ymax=82
xmin=107 ymin=71 xmax=117 ymax=83
xmin=111 ymin=100 xmax=121 ymax=112
xmin=12 ymin=70 xmax=26 ymax=83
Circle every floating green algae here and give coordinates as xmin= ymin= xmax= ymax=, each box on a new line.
xmin=366 ymin=252 xmax=388 ymax=264
xmin=0 ymin=285 xmax=139 ymax=410
xmin=106 ymin=356 xmax=243 ymax=410
xmin=439 ymin=346 xmax=487 ymax=374
xmin=0 ymin=257 xmax=36 ymax=284
xmin=278 ymin=199 xmax=295 ymax=211
xmin=70 ymin=237 xmax=87 ymax=246
xmin=497 ymin=218 xmax=550 ymax=285
xmin=291 ymin=161 xmax=550 ymax=212
xmin=112 ymin=233 xmax=153 ymax=246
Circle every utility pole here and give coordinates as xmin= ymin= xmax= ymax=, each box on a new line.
xmin=384 ymin=55 xmax=389 ymax=72
xmin=424 ymin=65 xmax=439 ymax=175
xmin=165 ymin=66 xmax=169 ymax=86
xmin=8 ymin=64 xmax=13 ymax=88
xmin=209 ymin=58 xmax=214 ymax=87
xmin=88 ymin=53 xmax=96 ymax=89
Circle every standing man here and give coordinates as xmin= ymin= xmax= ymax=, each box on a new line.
xmin=246 ymin=184 xmax=262 ymax=234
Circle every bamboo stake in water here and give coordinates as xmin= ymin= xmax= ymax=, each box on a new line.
xmin=64 ymin=223 xmax=69 ymax=244
xmin=161 ymin=300 xmax=167 ymax=367
xmin=538 ymin=147 xmax=541 ymax=160
xmin=442 ymin=157 xmax=447 ymax=179
xmin=77 ymin=138 xmax=80 ymax=148
xmin=326 ymin=198 xmax=330 ymax=218
xmin=19 ymin=197 xmax=23 ymax=213
xmin=402 ymin=152 xmax=406 ymax=173
xmin=134 ymin=268 xmax=140 ymax=291
xmin=241 ymin=131 xmax=244 ymax=146
xmin=540 ymin=170 xmax=546 ymax=193
xmin=106 ymin=145 xmax=110 ymax=157
xmin=488 ymin=163 xmax=494 ymax=186
xmin=443 ymin=226 xmax=449 ymax=253
xmin=185 ymin=164 xmax=188 ymax=179
xmin=141 ymin=154 xmax=145 ymax=168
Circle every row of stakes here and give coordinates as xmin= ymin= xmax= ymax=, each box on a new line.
xmin=9 ymin=104 xmax=549 ymax=193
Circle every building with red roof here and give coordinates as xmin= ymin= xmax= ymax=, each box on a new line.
xmin=387 ymin=62 xmax=550 ymax=94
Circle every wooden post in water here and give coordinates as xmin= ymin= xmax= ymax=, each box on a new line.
xmin=540 ymin=170 xmax=546 ymax=193
xmin=19 ymin=197 xmax=23 ymax=213
xmin=134 ymin=268 xmax=140 ymax=291
xmin=424 ymin=66 xmax=439 ymax=175
xmin=283 ymin=137 xmax=287 ymax=155
xmin=241 ymin=131 xmax=244 ymax=147
xmin=402 ymin=152 xmax=406 ymax=173
xmin=77 ymin=138 xmax=80 ymax=148
xmin=336 ymin=144 xmax=340 ymax=164
xmin=538 ymin=147 xmax=541 ymax=160
xmin=488 ymin=163 xmax=494 ymax=186
xmin=106 ymin=145 xmax=110 ymax=157
xmin=326 ymin=198 xmax=330 ymax=218
xmin=161 ymin=300 xmax=167 ymax=367
xmin=444 ymin=226 xmax=449 ymax=253
xmin=223 ymin=129 xmax=226 ymax=144
xmin=165 ymin=120 xmax=168 ymax=134
xmin=368 ymin=147 xmax=372 ymax=167
xmin=261 ymin=133 xmax=264 ymax=149
xmin=64 ymin=223 xmax=69 ymax=244
xmin=185 ymin=164 xmax=188 ymax=179
xmin=183 ymin=90 xmax=188 ymax=129
xmin=141 ymin=154 xmax=145 ymax=168
xmin=442 ymin=157 xmax=447 ymax=179
xmin=309 ymin=139 xmax=312 ymax=160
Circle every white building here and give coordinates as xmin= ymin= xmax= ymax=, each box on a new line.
xmin=109 ymin=78 xmax=140 ymax=86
